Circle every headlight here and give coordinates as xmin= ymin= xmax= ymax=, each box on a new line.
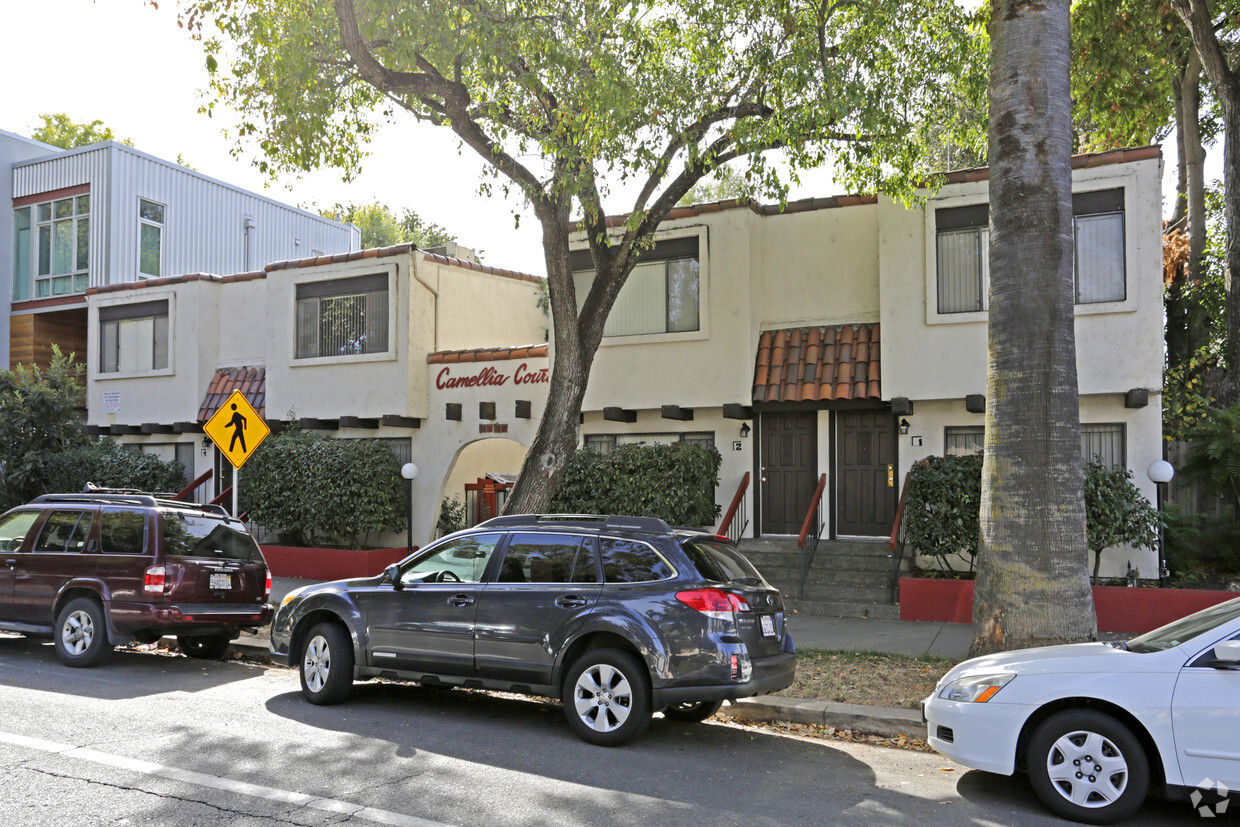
xmin=280 ymin=587 xmax=307 ymax=608
xmin=938 ymin=673 xmax=1015 ymax=703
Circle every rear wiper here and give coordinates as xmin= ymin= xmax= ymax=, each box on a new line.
xmin=732 ymin=576 xmax=763 ymax=586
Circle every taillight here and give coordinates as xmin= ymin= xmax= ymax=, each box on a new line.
xmin=265 ymin=569 xmax=272 ymax=600
xmin=143 ymin=566 xmax=167 ymax=595
xmin=676 ymin=588 xmax=750 ymax=617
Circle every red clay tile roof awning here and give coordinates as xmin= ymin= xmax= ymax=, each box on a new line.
xmin=752 ymin=325 xmax=881 ymax=403
xmin=199 ymin=367 xmax=266 ymax=422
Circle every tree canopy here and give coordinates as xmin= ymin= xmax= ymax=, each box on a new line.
xmin=31 ymin=113 xmax=133 ymax=149
xmin=319 ymin=202 xmax=456 ymax=250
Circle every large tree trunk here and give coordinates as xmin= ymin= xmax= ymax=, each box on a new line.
xmin=971 ymin=0 xmax=1097 ymax=657
xmin=1174 ymin=0 xmax=1240 ymax=400
xmin=1167 ymin=49 xmax=1209 ymax=366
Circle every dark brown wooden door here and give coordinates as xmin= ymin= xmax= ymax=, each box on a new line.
xmin=836 ymin=411 xmax=896 ymax=536
xmin=760 ymin=412 xmax=817 ymax=535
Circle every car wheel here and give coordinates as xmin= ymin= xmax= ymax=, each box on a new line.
xmin=563 ymin=648 xmax=652 ymax=746
xmin=179 ymin=633 xmax=232 ymax=660
xmin=54 ymin=597 xmax=113 ymax=668
xmin=1027 ymin=710 xmax=1149 ymax=825
xmin=299 ymin=622 xmax=354 ymax=705
xmin=662 ymin=700 xmax=724 ymax=723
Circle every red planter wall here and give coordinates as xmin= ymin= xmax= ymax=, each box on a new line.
xmin=261 ymin=545 xmax=413 ymax=581
xmin=899 ymin=577 xmax=1238 ymax=634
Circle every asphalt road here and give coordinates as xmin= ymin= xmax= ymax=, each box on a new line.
xmin=0 ymin=634 xmax=1221 ymax=826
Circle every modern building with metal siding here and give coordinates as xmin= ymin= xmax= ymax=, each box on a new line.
xmin=6 ymin=136 xmax=359 ymax=371
xmin=0 ymin=129 xmax=59 ymax=368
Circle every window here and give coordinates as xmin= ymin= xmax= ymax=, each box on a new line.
xmin=397 ymin=533 xmax=503 ymax=584
xmin=944 ymin=423 xmax=1125 ymax=467
xmin=584 ymin=432 xmax=715 ymax=453
xmin=571 ymin=237 xmax=700 ymax=337
xmin=12 ymin=195 xmax=90 ymax=300
xmin=497 ymin=533 xmax=598 ymax=583
xmin=139 ymin=199 xmax=164 ymax=278
xmin=0 ymin=511 xmax=40 ymax=553
xmin=100 ymin=508 xmax=148 ymax=555
xmin=599 ymin=537 xmax=675 ymax=583
xmin=162 ymin=514 xmax=261 ymax=561
xmin=935 ymin=189 xmax=1126 ymax=314
xmin=99 ymin=300 xmax=169 ymax=373
xmin=33 ymin=511 xmax=94 ymax=553
xmin=295 ymin=274 xmax=390 ymax=358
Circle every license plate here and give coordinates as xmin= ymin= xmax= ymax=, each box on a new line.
xmin=760 ymin=614 xmax=776 ymax=637
xmin=209 ymin=573 xmax=232 ymax=590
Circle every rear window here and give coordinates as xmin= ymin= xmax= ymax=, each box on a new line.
xmin=599 ymin=537 xmax=674 ymax=583
xmin=161 ymin=512 xmax=260 ymax=561
xmin=680 ymin=539 xmax=768 ymax=585
xmin=101 ymin=508 xmax=148 ymax=555
xmin=498 ymin=533 xmax=599 ymax=583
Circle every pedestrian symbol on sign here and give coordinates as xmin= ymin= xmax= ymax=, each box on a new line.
xmin=203 ymin=390 xmax=270 ymax=469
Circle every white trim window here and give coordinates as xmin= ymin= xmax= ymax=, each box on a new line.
xmin=12 ymin=194 xmax=91 ymax=300
xmin=945 ymin=423 xmax=1126 ymax=467
xmin=99 ymin=300 xmax=169 ymax=373
xmin=139 ymin=199 xmax=165 ymax=278
xmin=295 ymin=273 xmax=390 ymax=358
xmin=584 ymin=431 xmax=715 ymax=453
xmin=571 ymin=237 xmax=700 ymax=337
xmin=935 ymin=188 xmax=1126 ymax=314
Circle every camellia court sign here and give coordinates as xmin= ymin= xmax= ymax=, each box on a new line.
xmin=434 ymin=362 xmax=550 ymax=390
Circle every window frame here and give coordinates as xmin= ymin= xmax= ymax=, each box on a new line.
xmin=12 ymin=194 xmax=91 ymax=300
xmin=583 ymin=431 xmax=716 ymax=453
xmin=138 ymin=198 xmax=165 ymax=279
xmin=943 ymin=422 xmax=1127 ymax=468
xmin=97 ymin=299 xmax=172 ymax=376
xmin=293 ymin=272 xmax=395 ymax=363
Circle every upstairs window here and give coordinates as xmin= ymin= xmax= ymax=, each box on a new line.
xmin=12 ymin=195 xmax=90 ymax=300
xmin=99 ymin=300 xmax=169 ymax=373
xmin=139 ymin=199 xmax=164 ymax=278
xmin=295 ymin=274 xmax=390 ymax=359
xmin=935 ymin=188 xmax=1126 ymax=314
xmin=571 ymin=237 xmax=700 ymax=337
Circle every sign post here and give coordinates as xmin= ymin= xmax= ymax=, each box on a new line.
xmin=203 ymin=390 xmax=271 ymax=516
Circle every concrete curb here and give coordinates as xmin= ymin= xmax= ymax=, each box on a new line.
xmin=725 ymin=696 xmax=924 ymax=739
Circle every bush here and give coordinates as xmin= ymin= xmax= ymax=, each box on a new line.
xmin=41 ymin=440 xmax=187 ymax=495
xmin=1164 ymin=507 xmax=1240 ymax=582
xmin=437 ymin=495 xmax=467 ymax=537
xmin=1083 ymin=458 xmax=1160 ymax=582
xmin=550 ymin=442 xmax=722 ymax=527
xmin=240 ymin=423 xmax=404 ymax=548
xmin=902 ymin=453 xmax=983 ymax=572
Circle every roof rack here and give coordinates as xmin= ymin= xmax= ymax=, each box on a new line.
xmin=475 ymin=514 xmax=673 ymax=533
xmin=29 ymin=492 xmax=231 ymax=518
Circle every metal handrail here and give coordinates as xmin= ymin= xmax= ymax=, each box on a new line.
xmin=888 ymin=471 xmax=913 ymax=603
xmin=209 ymin=485 xmax=232 ymax=507
xmin=716 ymin=472 xmax=751 ymax=541
xmin=796 ymin=474 xmax=828 ymax=597
xmin=174 ymin=468 xmax=213 ymax=501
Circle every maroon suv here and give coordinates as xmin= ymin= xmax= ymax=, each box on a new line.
xmin=0 ymin=492 xmax=273 ymax=667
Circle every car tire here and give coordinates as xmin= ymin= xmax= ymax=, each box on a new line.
xmin=1027 ymin=710 xmax=1149 ymax=825
xmin=179 ymin=633 xmax=232 ymax=660
xmin=299 ymin=622 xmax=354 ymax=705
xmin=54 ymin=597 xmax=113 ymax=668
xmin=563 ymin=648 xmax=652 ymax=746
xmin=662 ymin=700 xmax=724 ymax=723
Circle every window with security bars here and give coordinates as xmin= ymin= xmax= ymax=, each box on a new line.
xmin=935 ymin=189 xmax=1126 ymax=314
xmin=583 ymin=432 xmax=715 ymax=453
xmin=295 ymin=274 xmax=389 ymax=358
xmin=945 ymin=423 xmax=1125 ymax=467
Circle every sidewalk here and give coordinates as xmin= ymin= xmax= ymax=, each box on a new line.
xmin=230 ymin=577 xmax=974 ymax=738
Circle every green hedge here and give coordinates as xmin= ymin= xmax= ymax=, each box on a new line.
xmin=41 ymin=440 xmax=188 ymax=496
xmin=240 ymin=425 xmax=404 ymax=548
xmin=550 ymin=442 xmax=722 ymax=527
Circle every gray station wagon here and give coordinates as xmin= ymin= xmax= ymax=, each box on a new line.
xmin=270 ymin=514 xmax=796 ymax=745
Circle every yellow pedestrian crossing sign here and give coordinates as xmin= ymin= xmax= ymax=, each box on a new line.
xmin=203 ymin=390 xmax=270 ymax=469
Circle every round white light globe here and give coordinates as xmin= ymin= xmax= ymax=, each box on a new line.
xmin=401 ymin=462 xmax=419 ymax=481
xmin=1146 ymin=459 xmax=1174 ymax=484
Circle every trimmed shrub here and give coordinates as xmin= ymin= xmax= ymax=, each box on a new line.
xmin=241 ymin=424 xmax=404 ymax=548
xmin=1083 ymin=458 xmax=1160 ymax=582
xmin=41 ymin=440 xmax=187 ymax=496
xmin=903 ymin=453 xmax=983 ymax=572
xmin=551 ymin=442 xmax=722 ymax=527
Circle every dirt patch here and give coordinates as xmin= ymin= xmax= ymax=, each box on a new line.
xmin=784 ymin=649 xmax=957 ymax=710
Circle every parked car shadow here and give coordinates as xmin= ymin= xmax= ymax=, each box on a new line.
xmin=0 ymin=632 xmax=267 ymax=699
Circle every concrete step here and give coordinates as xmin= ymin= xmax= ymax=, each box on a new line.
xmin=783 ymin=598 xmax=901 ymax=621
xmin=785 ymin=585 xmax=894 ymax=604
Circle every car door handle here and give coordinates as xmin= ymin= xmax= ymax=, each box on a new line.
xmin=4 ymin=559 xmax=14 ymax=569
xmin=447 ymin=594 xmax=475 ymax=607
xmin=555 ymin=596 xmax=589 ymax=609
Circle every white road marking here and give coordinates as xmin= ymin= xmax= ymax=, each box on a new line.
xmin=0 ymin=730 xmax=446 ymax=827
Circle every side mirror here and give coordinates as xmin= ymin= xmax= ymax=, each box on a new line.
xmin=1213 ymin=640 xmax=1240 ymax=665
xmin=385 ymin=563 xmax=403 ymax=590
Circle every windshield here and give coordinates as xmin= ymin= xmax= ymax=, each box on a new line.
xmin=162 ymin=512 xmax=261 ymax=561
xmin=1127 ymin=597 xmax=1240 ymax=653
xmin=680 ymin=538 xmax=768 ymax=585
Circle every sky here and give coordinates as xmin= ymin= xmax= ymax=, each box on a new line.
xmin=0 ymin=1 xmax=1212 ymax=279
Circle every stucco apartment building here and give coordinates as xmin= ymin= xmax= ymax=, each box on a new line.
xmin=2 ymin=128 xmax=359 ymax=371
xmin=86 ymin=146 xmax=1164 ymax=578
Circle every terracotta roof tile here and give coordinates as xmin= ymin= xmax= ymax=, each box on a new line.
xmin=752 ymin=324 xmax=882 ymax=403
xmin=198 ymin=366 xmax=266 ymax=422
xmin=427 ymin=344 xmax=550 ymax=365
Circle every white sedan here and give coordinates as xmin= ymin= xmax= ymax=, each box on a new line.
xmin=923 ymin=596 xmax=1240 ymax=824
